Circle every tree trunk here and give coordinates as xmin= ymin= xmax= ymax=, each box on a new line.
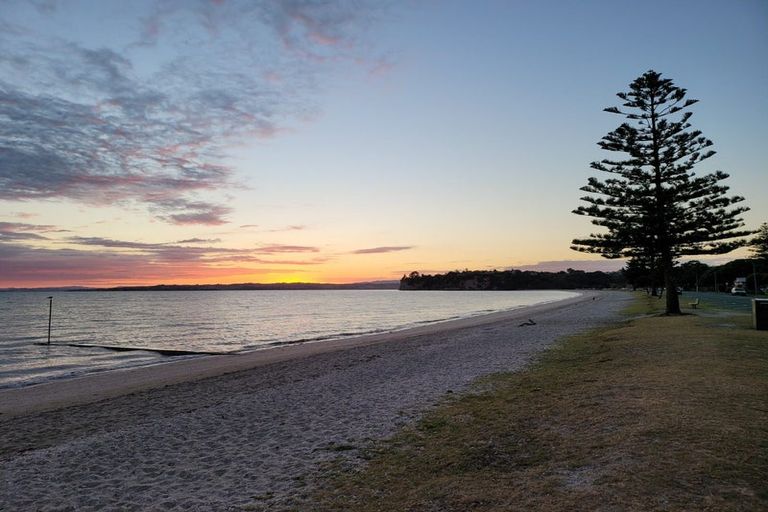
xmin=664 ymin=267 xmax=681 ymax=314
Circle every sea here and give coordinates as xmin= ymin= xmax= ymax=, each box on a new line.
xmin=0 ymin=289 xmax=578 ymax=388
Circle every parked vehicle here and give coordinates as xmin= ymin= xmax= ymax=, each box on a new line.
xmin=731 ymin=277 xmax=747 ymax=296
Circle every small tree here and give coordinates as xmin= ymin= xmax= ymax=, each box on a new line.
xmin=750 ymin=223 xmax=768 ymax=261
xmin=622 ymin=255 xmax=661 ymax=294
xmin=675 ymin=260 xmax=710 ymax=291
xmin=572 ymin=70 xmax=750 ymax=314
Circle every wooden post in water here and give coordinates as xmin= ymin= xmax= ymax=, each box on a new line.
xmin=47 ymin=296 xmax=53 ymax=345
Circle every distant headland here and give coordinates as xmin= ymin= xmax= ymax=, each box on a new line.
xmin=0 ymin=281 xmax=401 ymax=292
xmin=399 ymin=269 xmax=624 ymax=290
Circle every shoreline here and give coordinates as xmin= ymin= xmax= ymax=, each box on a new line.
xmin=0 ymin=291 xmax=590 ymax=418
xmin=2 ymin=290 xmax=630 ymax=510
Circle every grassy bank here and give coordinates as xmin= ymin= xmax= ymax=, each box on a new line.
xmin=312 ymin=294 xmax=768 ymax=511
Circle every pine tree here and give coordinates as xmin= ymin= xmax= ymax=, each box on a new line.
xmin=572 ymin=70 xmax=750 ymax=314
xmin=751 ymin=223 xmax=768 ymax=261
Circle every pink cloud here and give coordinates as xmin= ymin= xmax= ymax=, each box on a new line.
xmin=255 ymin=244 xmax=319 ymax=254
xmin=10 ymin=212 xmax=38 ymax=219
xmin=513 ymin=260 xmax=625 ymax=272
xmin=353 ymin=246 xmax=413 ymax=255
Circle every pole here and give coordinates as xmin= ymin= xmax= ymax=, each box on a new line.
xmin=714 ymin=271 xmax=718 ymax=293
xmin=754 ymin=261 xmax=759 ymax=296
xmin=47 ymin=296 xmax=53 ymax=345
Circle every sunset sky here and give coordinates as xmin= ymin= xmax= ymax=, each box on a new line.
xmin=1 ymin=0 xmax=766 ymax=287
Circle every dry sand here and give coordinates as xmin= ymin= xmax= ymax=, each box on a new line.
xmin=0 ymin=290 xmax=631 ymax=511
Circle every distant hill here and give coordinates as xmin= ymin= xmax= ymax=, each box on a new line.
xmin=399 ymin=269 xmax=624 ymax=291
xmin=88 ymin=280 xmax=401 ymax=291
xmin=0 ymin=281 xmax=401 ymax=292
xmin=0 ymin=286 xmax=93 ymax=292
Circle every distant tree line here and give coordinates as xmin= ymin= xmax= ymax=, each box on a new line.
xmin=85 ymin=281 xmax=400 ymax=292
xmin=626 ymin=257 xmax=768 ymax=294
xmin=401 ymin=247 xmax=767 ymax=293
xmin=399 ymin=269 xmax=625 ymax=291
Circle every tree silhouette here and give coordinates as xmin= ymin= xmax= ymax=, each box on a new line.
xmin=750 ymin=223 xmax=768 ymax=261
xmin=622 ymin=256 xmax=661 ymax=294
xmin=572 ymin=70 xmax=750 ymax=314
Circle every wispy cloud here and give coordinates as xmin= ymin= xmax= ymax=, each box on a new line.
xmin=0 ymin=1 xmax=383 ymax=224
xmin=176 ymin=238 xmax=221 ymax=244
xmin=8 ymin=212 xmax=38 ymax=219
xmin=255 ymin=244 xmax=319 ymax=254
xmin=0 ymin=221 xmax=57 ymax=233
xmin=64 ymin=236 xmax=233 ymax=259
xmin=60 ymin=236 xmax=323 ymax=261
xmin=512 ymin=260 xmax=625 ymax=272
xmin=0 ymin=232 xmax=48 ymax=242
xmin=0 ymin=221 xmax=70 ymax=240
xmin=352 ymin=246 xmax=413 ymax=254
xmin=269 ymin=224 xmax=307 ymax=232
xmin=66 ymin=237 xmax=172 ymax=250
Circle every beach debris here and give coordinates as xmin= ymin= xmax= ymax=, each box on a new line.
xmin=518 ymin=319 xmax=537 ymax=327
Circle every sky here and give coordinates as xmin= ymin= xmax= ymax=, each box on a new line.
xmin=1 ymin=0 xmax=766 ymax=287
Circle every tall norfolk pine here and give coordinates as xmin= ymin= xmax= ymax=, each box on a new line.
xmin=571 ymin=70 xmax=750 ymax=314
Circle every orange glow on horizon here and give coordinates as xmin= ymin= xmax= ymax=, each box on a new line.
xmin=2 ymin=267 xmax=402 ymax=289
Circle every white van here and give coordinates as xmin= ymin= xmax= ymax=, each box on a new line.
xmin=731 ymin=277 xmax=747 ymax=296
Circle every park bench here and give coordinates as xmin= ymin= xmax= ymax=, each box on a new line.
xmin=689 ymin=298 xmax=700 ymax=309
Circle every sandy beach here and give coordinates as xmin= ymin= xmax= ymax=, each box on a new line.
xmin=1 ymin=291 xmax=630 ymax=511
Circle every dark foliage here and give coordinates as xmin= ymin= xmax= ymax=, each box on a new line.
xmin=624 ymin=258 xmax=767 ymax=294
xmin=399 ymin=269 xmax=625 ymax=291
xmin=750 ymin=223 xmax=768 ymax=261
xmin=622 ymin=256 xmax=662 ymax=293
xmin=572 ymin=70 xmax=750 ymax=314
xmin=714 ymin=259 xmax=768 ymax=293
xmin=674 ymin=260 xmax=711 ymax=291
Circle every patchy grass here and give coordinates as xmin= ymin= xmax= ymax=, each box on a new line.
xmin=312 ymin=295 xmax=768 ymax=511
xmin=620 ymin=291 xmax=665 ymax=317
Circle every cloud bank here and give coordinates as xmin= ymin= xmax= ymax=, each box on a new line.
xmin=0 ymin=222 xmax=328 ymax=286
xmin=0 ymin=1 xmax=381 ymax=224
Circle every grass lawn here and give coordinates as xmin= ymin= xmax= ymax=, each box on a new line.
xmin=311 ymin=294 xmax=768 ymax=511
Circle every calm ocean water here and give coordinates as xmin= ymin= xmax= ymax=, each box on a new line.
xmin=0 ymin=289 xmax=578 ymax=388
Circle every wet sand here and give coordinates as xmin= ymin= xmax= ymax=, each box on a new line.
xmin=0 ymin=290 xmax=631 ymax=511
